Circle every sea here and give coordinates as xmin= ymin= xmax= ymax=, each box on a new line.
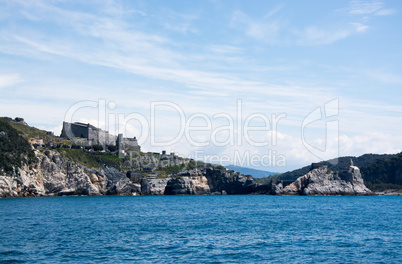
xmin=0 ymin=195 xmax=401 ymax=263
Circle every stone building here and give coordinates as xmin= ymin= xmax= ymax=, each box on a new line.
xmin=61 ymin=122 xmax=141 ymax=152
xmin=60 ymin=122 xmax=116 ymax=145
xmin=116 ymin=133 xmax=140 ymax=152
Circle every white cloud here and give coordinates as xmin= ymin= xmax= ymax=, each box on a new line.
xmin=99 ymin=0 xmax=146 ymax=17
xmin=297 ymin=26 xmax=352 ymax=45
xmin=348 ymin=0 xmax=383 ymax=15
xmin=158 ymin=9 xmax=199 ymax=34
xmin=231 ymin=10 xmax=281 ymax=44
xmin=0 ymin=74 xmax=22 ymax=89
xmin=343 ymin=0 xmax=395 ymax=16
xmin=207 ymin=45 xmax=242 ymax=54
xmin=247 ymin=21 xmax=280 ymax=42
xmin=357 ymin=69 xmax=402 ymax=85
xmin=295 ymin=1 xmax=396 ymax=46
xmin=339 ymin=132 xmax=402 ymax=157
xmin=375 ymin=9 xmax=396 ymax=16
xmin=298 ymin=19 xmax=372 ymax=45
xmin=3 ymin=18 xmax=318 ymax=104
xmin=351 ymin=22 xmax=369 ymax=32
xmin=163 ymin=22 xmax=197 ymax=34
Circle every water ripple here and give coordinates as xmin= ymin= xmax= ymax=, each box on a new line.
xmin=0 ymin=195 xmax=401 ymax=263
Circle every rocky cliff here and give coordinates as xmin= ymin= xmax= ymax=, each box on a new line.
xmin=0 ymin=150 xmax=255 ymax=197
xmin=164 ymin=176 xmax=210 ymax=195
xmin=0 ymin=150 xmax=140 ymax=197
xmin=141 ymin=178 xmax=171 ymax=195
xmin=0 ymin=147 xmax=373 ymax=197
xmin=274 ymin=164 xmax=373 ymax=196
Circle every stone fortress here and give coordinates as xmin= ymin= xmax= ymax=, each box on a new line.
xmin=61 ymin=121 xmax=140 ymax=152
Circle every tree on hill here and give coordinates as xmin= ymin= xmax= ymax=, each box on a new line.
xmin=360 ymin=153 xmax=402 ymax=190
xmin=0 ymin=118 xmax=37 ymax=175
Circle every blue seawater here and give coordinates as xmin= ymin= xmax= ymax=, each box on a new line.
xmin=0 ymin=195 xmax=401 ymax=263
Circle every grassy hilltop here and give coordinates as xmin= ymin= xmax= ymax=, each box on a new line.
xmin=0 ymin=117 xmax=224 ymax=178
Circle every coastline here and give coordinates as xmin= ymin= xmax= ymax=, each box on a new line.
xmin=376 ymin=189 xmax=402 ymax=196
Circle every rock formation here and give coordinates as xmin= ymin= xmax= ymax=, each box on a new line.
xmin=0 ymin=150 xmax=255 ymax=197
xmin=275 ymin=163 xmax=372 ymax=196
xmin=141 ymin=178 xmax=171 ymax=195
xmin=160 ymin=168 xmax=255 ymax=195
xmin=204 ymin=168 xmax=255 ymax=194
xmin=0 ymin=149 xmax=373 ymax=197
xmin=164 ymin=176 xmax=210 ymax=195
xmin=0 ymin=150 xmax=140 ymax=197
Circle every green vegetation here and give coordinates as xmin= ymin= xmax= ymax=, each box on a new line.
xmin=186 ymin=159 xmax=197 ymax=170
xmin=0 ymin=117 xmax=220 ymax=178
xmin=276 ymin=154 xmax=393 ymax=182
xmin=365 ymin=183 xmax=402 ymax=192
xmin=254 ymin=174 xmax=281 ymax=185
xmin=55 ymin=148 xmax=126 ymax=169
xmin=56 ymin=148 xmax=102 ymax=168
xmin=361 ymin=153 xmax=402 ymax=191
xmin=96 ymin=154 xmax=123 ymax=169
xmin=0 ymin=118 xmax=37 ymax=174
xmin=259 ymin=153 xmax=402 ymax=191
xmin=215 ymin=165 xmax=226 ymax=171
xmin=7 ymin=119 xmax=49 ymax=140
xmin=159 ymin=164 xmax=186 ymax=175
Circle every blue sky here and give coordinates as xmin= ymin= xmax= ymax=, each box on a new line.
xmin=0 ymin=0 xmax=401 ymax=171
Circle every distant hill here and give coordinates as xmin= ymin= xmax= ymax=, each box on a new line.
xmin=277 ymin=154 xmax=394 ymax=181
xmin=361 ymin=152 xmax=402 ymax=191
xmin=225 ymin=165 xmax=278 ymax=178
xmin=263 ymin=153 xmax=402 ymax=191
